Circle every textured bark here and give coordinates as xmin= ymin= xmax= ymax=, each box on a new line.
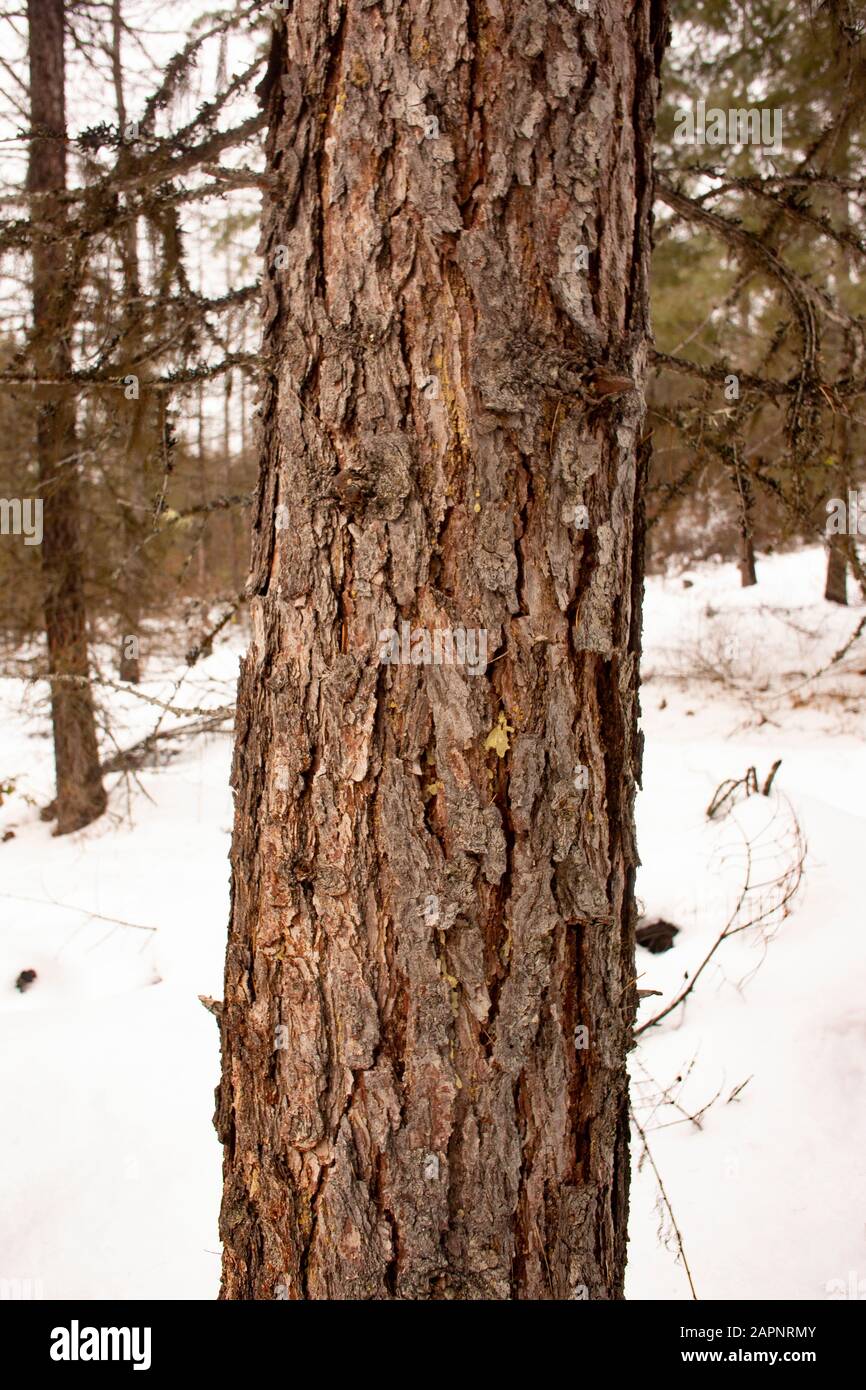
xmin=218 ymin=0 xmax=666 ymax=1300
xmin=27 ymin=0 xmax=107 ymax=832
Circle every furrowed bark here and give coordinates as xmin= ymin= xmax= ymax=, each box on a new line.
xmin=27 ymin=0 xmax=107 ymax=833
xmin=218 ymin=0 xmax=667 ymax=1300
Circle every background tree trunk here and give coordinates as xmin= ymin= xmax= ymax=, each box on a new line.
xmin=739 ymin=532 xmax=757 ymax=587
xmin=27 ymin=0 xmax=106 ymax=832
xmin=218 ymin=0 xmax=667 ymax=1300
xmin=735 ymin=457 xmax=757 ymax=587
xmin=824 ymin=329 xmax=859 ymax=607
xmin=824 ymin=541 xmax=847 ymax=605
xmin=112 ymin=0 xmax=143 ymax=684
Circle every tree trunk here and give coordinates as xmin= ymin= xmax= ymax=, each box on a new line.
xmin=218 ymin=0 xmax=667 ymax=1300
xmin=824 ymin=330 xmax=857 ymax=607
xmin=112 ymin=0 xmax=143 ymax=684
xmin=733 ymin=455 xmax=757 ymax=587
xmin=28 ymin=0 xmax=107 ymax=833
xmin=739 ymin=531 xmax=757 ymax=587
xmin=824 ymin=540 xmax=847 ymax=605
xmin=196 ymin=376 xmax=209 ymax=595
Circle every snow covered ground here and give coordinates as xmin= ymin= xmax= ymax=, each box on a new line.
xmin=0 ymin=648 xmax=236 ymax=1300
xmin=628 ymin=548 xmax=866 ymax=1300
xmin=1 ymin=546 xmax=864 ymax=1301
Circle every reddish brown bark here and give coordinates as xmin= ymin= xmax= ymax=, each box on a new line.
xmin=27 ymin=0 xmax=106 ymax=832
xmin=218 ymin=0 xmax=667 ymax=1300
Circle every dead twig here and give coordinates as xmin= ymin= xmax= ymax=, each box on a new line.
xmin=631 ymin=1105 xmax=699 ymax=1300
xmin=0 ymin=889 xmax=156 ymax=932
xmin=637 ymin=796 xmax=806 ymax=1036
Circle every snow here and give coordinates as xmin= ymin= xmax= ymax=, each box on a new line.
xmin=0 ymin=647 xmax=237 ymax=1299
xmin=1 ymin=547 xmax=864 ymax=1300
xmin=629 ymin=547 xmax=866 ymax=1300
